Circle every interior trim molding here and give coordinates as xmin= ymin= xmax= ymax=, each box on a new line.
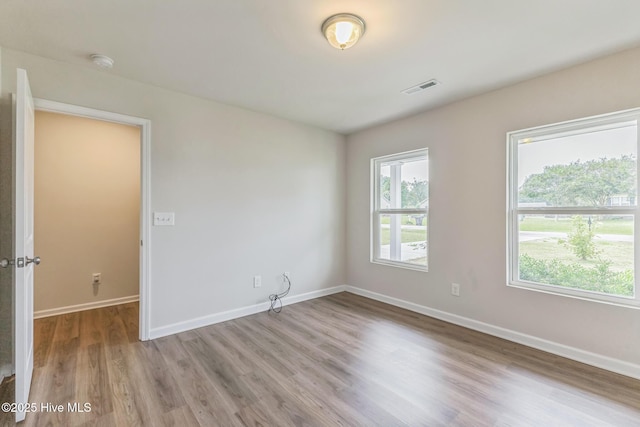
xmin=149 ymin=285 xmax=346 ymax=340
xmin=34 ymin=295 xmax=139 ymax=319
xmin=344 ymin=285 xmax=640 ymax=381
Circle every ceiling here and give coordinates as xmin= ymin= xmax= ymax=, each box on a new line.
xmin=1 ymin=1 xmax=640 ymax=134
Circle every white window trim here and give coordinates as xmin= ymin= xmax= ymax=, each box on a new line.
xmin=507 ymin=108 xmax=640 ymax=309
xmin=371 ymin=148 xmax=429 ymax=272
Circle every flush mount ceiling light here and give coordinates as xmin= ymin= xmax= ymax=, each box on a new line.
xmin=321 ymin=13 xmax=366 ymax=50
xmin=90 ymin=54 xmax=114 ymax=70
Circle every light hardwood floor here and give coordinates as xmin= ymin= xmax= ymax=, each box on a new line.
xmin=10 ymin=292 xmax=640 ymax=426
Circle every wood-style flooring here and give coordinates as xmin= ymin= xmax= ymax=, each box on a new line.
xmin=13 ymin=292 xmax=640 ymax=426
xmin=0 ymin=375 xmax=14 ymax=427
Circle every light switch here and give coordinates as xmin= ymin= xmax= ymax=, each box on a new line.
xmin=153 ymin=212 xmax=175 ymax=226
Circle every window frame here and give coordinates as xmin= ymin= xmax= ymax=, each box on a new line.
xmin=371 ymin=148 xmax=429 ymax=272
xmin=507 ymin=108 xmax=640 ymax=308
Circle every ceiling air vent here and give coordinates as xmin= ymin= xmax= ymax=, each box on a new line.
xmin=401 ymin=79 xmax=440 ymax=95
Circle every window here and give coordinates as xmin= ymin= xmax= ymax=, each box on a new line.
xmin=508 ymin=109 xmax=639 ymax=307
xmin=372 ymin=149 xmax=428 ymax=271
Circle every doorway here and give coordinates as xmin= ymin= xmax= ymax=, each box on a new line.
xmin=34 ymin=111 xmax=140 ymax=321
xmin=33 ymin=99 xmax=151 ymax=340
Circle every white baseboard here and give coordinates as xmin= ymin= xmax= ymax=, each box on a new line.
xmin=149 ymin=285 xmax=346 ymax=340
xmin=34 ymin=295 xmax=140 ymax=319
xmin=146 ymin=283 xmax=639 ymax=380
xmin=0 ymin=363 xmax=12 ymax=383
xmin=344 ymin=285 xmax=640 ymax=381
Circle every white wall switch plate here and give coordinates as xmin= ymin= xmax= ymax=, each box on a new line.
xmin=254 ymin=275 xmax=262 ymax=288
xmin=153 ymin=212 xmax=175 ymax=226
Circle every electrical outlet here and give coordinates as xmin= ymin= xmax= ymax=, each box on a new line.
xmin=254 ymin=275 xmax=262 ymax=288
xmin=451 ymin=283 xmax=460 ymax=297
xmin=92 ymin=273 xmax=101 ymax=285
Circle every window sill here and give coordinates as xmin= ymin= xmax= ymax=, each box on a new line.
xmin=508 ymin=280 xmax=639 ymax=310
xmin=371 ymin=258 xmax=428 ymax=272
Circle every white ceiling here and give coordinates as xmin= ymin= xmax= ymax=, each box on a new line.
xmin=1 ymin=1 xmax=640 ymax=134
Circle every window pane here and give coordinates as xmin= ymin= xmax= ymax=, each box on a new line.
xmin=517 ymin=123 xmax=637 ymax=208
xmin=379 ymin=157 xmax=428 ymax=209
xmin=379 ymin=164 xmax=391 ymax=208
xmin=518 ymin=214 xmax=634 ymax=297
xmin=379 ymin=214 xmax=427 ymax=267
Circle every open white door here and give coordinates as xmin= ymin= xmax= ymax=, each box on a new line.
xmin=14 ymin=68 xmax=37 ymax=423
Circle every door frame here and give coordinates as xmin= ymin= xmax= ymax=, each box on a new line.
xmin=33 ymin=99 xmax=151 ymax=340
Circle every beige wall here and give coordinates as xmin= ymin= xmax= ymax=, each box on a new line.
xmin=34 ymin=111 xmax=140 ymax=312
xmin=10 ymin=40 xmax=636 ymax=376
xmin=0 ymin=48 xmax=347 ymax=334
xmin=346 ymin=47 xmax=640 ymax=368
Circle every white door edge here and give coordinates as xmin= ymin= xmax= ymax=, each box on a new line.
xmin=14 ymin=68 xmax=35 ymax=423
